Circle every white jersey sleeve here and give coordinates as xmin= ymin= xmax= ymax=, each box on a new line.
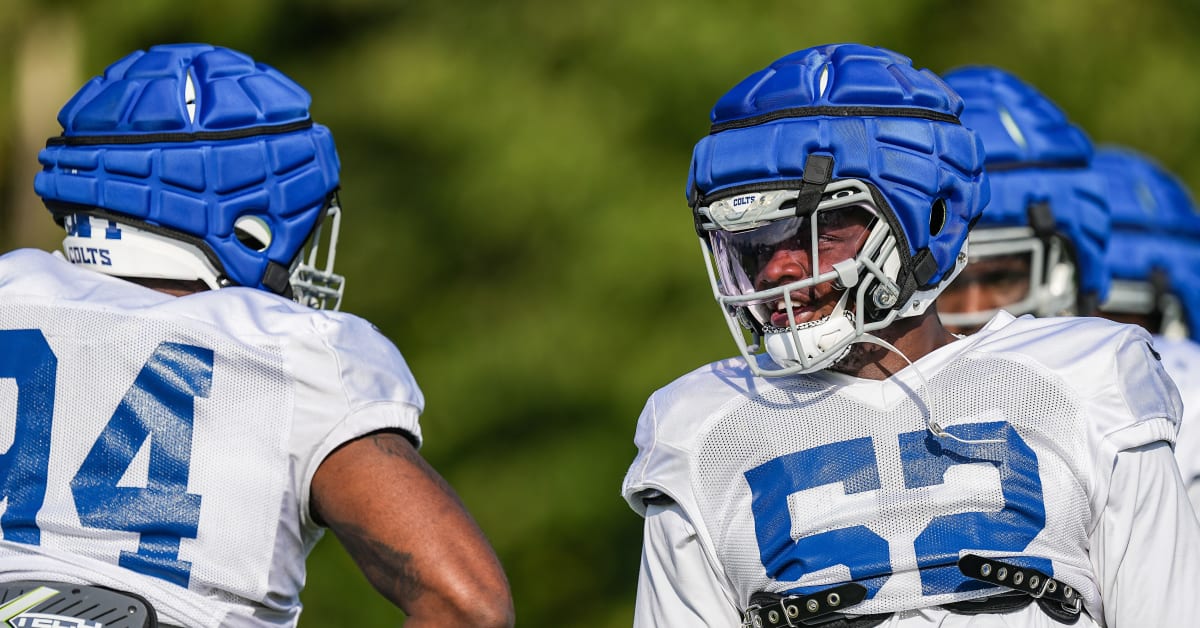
xmin=1153 ymin=336 xmax=1200 ymax=518
xmin=1089 ymin=441 xmax=1200 ymax=627
xmin=633 ymin=502 xmax=740 ymax=628
xmin=622 ymin=357 xmax=753 ymax=518
xmin=288 ymin=312 xmax=424 ymax=530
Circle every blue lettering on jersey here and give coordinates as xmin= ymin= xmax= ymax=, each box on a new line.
xmin=72 ymin=342 xmax=211 ymax=587
xmin=0 ymin=333 xmax=211 ymax=587
xmin=745 ymin=438 xmax=891 ymax=594
xmin=0 ymin=330 xmax=56 ymax=545
xmin=745 ymin=421 xmax=1046 ymax=599
xmin=901 ymin=423 xmax=1050 ymax=594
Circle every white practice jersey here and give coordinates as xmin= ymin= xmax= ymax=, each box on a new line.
xmin=623 ymin=312 xmax=1200 ymax=625
xmin=1157 ymin=336 xmax=1200 ymax=518
xmin=0 ymin=249 xmax=424 ymax=627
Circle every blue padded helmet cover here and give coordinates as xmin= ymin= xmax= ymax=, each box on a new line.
xmin=1173 ymin=247 xmax=1200 ymax=340
xmin=980 ymin=168 xmax=1109 ymax=299
xmin=688 ymin=44 xmax=989 ymax=290
xmin=34 ymin=43 xmax=340 ymax=293
xmin=944 ymin=66 xmax=1092 ymax=168
xmin=1093 ymin=146 xmax=1200 ymax=237
xmin=943 ymin=65 xmax=1109 ymax=301
xmin=1093 ymin=146 xmax=1200 ymax=335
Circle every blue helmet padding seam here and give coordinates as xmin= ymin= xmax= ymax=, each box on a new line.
xmin=986 ymin=159 xmax=1089 ymax=173
xmin=709 ymin=105 xmax=961 ymax=134
xmin=46 ymin=119 xmax=313 ymax=147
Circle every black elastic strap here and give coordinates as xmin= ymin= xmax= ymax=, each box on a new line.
xmin=1026 ymin=201 xmax=1056 ymax=239
xmin=942 ymin=590 xmax=1034 ymax=615
xmin=1145 ymin=266 xmax=1171 ymax=328
xmin=795 ymin=154 xmax=834 ymax=218
xmin=1025 ymin=200 xmax=1089 ymax=314
xmin=941 ymin=590 xmax=1081 ymax=625
xmin=742 ymin=583 xmax=878 ymax=627
xmin=957 ymin=554 xmax=1082 ymax=624
xmin=1076 ymin=291 xmax=1100 ymax=317
xmin=1149 ymin=266 xmax=1170 ymax=297
xmin=262 ymin=261 xmax=294 ymax=298
xmin=910 ymin=248 xmax=940 ymax=289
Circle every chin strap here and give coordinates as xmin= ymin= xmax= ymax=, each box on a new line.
xmin=859 ymin=333 xmax=1003 ymax=445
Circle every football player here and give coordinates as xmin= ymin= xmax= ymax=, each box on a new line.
xmin=1091 ymin=145 xmax=1200 ymax=518
xmin=0 ymin=44 xmax=513 ymax=627
xmin=937 ymin=66 xmax=1109 ymax=335
xmin=622 ymin=44 xmax=1200 ymax=627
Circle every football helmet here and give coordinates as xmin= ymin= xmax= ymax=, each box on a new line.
xmin=1094 ymin=146 xmax=1200 ymax=340
xmin=689 ymin=44 xmax=989 ymax=376
xmin=35 ymin=43 xmax=344 ymax=309
xmin=939 ymin=66 xmax=1109 ymax=331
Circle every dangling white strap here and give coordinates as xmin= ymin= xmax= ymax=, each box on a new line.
xmin=859 ymin=333 xmax=1004 ymax=445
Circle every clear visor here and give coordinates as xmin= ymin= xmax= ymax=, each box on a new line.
xmin=702 ymin=182 xmax=880 ymax=328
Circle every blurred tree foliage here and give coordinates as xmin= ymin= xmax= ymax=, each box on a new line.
xmin=2 ymin=1 xmax=1200 ymax=625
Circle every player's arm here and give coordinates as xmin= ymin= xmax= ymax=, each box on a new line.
xmin=635 ymin=498 xmax=741 ymax=627
xmin=311 ymin=430 xmax=514 ymax=628
xmin=1090 ymin=441 xmax=1200 ymax=626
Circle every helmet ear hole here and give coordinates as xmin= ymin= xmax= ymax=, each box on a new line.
xmin=930 ymin=199 xmax=947 ymax=236
xmin=234 ymin=215 xmax=273 ymax=252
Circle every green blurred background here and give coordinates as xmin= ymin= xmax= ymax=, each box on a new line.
xmin=2 ymin=1 xmax=1199 ymax=625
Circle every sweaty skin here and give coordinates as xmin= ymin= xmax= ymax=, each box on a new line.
xmin=311 ymin=432 xmax=515 ymax=628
